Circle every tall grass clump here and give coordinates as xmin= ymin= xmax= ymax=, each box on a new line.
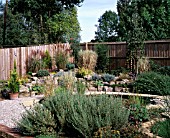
xmin=137 ymin=56 xmax=150 ymax=73
xmin=58 ymin=71 xmax=76 ymax=92
xmin=77 ymin=50 xmax=98 ymax=71
xmin=133 ymin=71 xmax=170 ymax=95
xmin=17 ymin=92 xmax=129 ymax=137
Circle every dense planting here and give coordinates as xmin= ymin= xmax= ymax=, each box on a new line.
xmin=17 ymin=92 xmax=129 ymax=137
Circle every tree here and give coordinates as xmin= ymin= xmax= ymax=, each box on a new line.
xmin=0 ymin=0 xmax=83 ymax=46
xmin=94 ymin=10 xmax=119 ymax=42
xmin=47 ymin=7 xmax=81 ymax=43
xmin=117 ymin=0 xmax=170 ymax=41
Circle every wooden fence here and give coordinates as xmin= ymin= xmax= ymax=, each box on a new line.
xmin=80 ymin=40 xmax=170 ymax=71
xmin=0 ymin=43 xmax=70 ymax=80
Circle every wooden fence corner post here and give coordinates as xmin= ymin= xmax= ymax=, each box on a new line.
xmin=85 ymin=42 xmax=88 ymax=50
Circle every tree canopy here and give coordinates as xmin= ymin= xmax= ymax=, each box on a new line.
xmin=94 ymin=10 xmax=119 ymax=42
xmin=0 ymin=0 xmax=83 ymax=46
xmin=93 ymin=0 xmax=170 ymax=42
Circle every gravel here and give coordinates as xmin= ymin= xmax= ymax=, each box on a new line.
xmin=0 ymin=95 xmax=43 ymax=128
xmin=0 ymin=99 xmax=26 ymax=128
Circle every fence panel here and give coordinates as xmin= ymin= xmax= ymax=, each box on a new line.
xmin=80 ymin=40 xmax=170 ymax=71
xmin=0 ymin=43 xmax=70 ymax=80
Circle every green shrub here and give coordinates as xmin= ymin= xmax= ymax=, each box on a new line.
xmin=125 ymin=96 xmax=149 ymax=124
xmin=65 ymin=95 xmax=129 ymax=137
xmin=95 ymin=44 xmax=109 ymax=72
xmin=102 ymin=73 xmax=115 ymax=82
xmin=17 ymin=105 xmax=57 ymax=136
xmin=76 ymin=67 xmax=93 ymax=78
xmin=111 ymin=67 xmax=130 ymax=76
xmin=55 ymin=50 xmax=68 ymax=70
xmin=76 ymin=81 xmax=86 ymax=94
xmin=36 ymin=70 xmax=50 ymax=77
xmin=77 ymin=50 xmax=98 ymax=71
xmin=151 ymin=119 xmax=170 ymax=138
xmin=17 ymin=92 xmax=129 ymax=137
xmin=157 ymin=66 xmax=170 ymax=76
xmin=149 ymin=60 xmax=161 ymax=72
xmin=66 ymin=63 xmax=75 ymax=70
xmin=42 ymin=50 xmax=52 ymax=69
xmin=92 ymin=74 xmax=102 ymax=81
xmin=32 ymin=85 xmax=45 ymax=93
xmin=35 ymin=134 xmax=58 ymax=138
xmin=133 ymin=72 xmax=170 ymax=95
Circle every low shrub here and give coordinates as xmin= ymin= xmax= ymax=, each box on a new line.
xmin=17 ymin=92 xmax=129 ymax=137
xmin=1 ymin=87 xmax=10 ymax=99
xmin=124 ymin=96 xmax=149 ymax=124
xmin=32 ymin=85 xmax=45 ymax=93
xmin=102 ymin=73 xmax=115 ymax=82
xmin=17 ymin=105 xmax=57 ymax=136
xmin=133 ymin=72 xmax=170 ymax=95
xmin=157 ymin=66 xmax=170 ymax=76
xmin=151 ymin=119 xmax=170 ymax=138
xmin=36 ymin=70 xmax=49 ymax=77
xmin=92 ymin=74 xmax=102 ymax=81
xmin=76 ymin=81 xmax=86 ymax=94
xmin=111 ymin=67 xmax=130 ymax=76
xmin=149 ymin=60 xmax=161 ymax=72
xmin=66 ymin=63 xmax=75 ymax=70
xmin=55 ymin=50 xmax=68 ymax=70
xmin=76 ymin=67 xmax=93 ymax=78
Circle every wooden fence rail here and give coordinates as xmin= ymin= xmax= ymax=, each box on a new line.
xmin=80 ymin=40 xmax=170 ymax=71
xmin=0 ymin=43 xmax=70 ymax=80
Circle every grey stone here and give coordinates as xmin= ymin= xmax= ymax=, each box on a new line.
xmin=19 ymin=85 xmax=29 ymax=93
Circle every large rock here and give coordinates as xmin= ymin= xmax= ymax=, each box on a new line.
xmin=19 ymin=85 xmax=30 ymax=93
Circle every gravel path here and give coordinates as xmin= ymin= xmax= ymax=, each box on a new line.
xmin=0 ymin=96 xmax=43 ymax=128
xmin=0 ymin=99 xmax=26 ymax=128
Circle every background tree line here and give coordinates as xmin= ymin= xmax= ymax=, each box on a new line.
xmin=0 ymin=0 xmax=83 ymax=46
xmin=93 ymin=0 xmax=170 ymax=42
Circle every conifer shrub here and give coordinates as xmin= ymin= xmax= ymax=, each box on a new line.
xmin=17 ymin=92 xmax=129 ymax=137
xmin=133 ymin=72 xmax=170 ymax=95
xmin=77 ymin=50 xmax=98 ymax=71
xmin=95 ymin=44 xmax=109 ymax=72
xmin=102 ymin=73 xmax=115 ymax=82
xmin=36 ymin=69 xmax=50 ymax=77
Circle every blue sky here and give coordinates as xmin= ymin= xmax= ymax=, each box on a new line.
xmin=1 ymin=0 xmax=117 ymax=42
xmin=77 ymin=0 xmax=117 ymax=42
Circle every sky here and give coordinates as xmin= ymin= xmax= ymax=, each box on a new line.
xmin=1 ymin=0 xmax=117 ymax=42
xmin=77 ymin=0 xmax=117 ymax=42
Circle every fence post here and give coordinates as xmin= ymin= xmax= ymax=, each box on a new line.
xmin=85 ymin=42 xmax=88 ymax=50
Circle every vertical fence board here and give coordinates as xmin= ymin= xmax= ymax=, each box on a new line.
xmin=0 ymin=43 xmax=70 ymax=80
xmin=79 ymin=40 xmax=170 ymax=71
